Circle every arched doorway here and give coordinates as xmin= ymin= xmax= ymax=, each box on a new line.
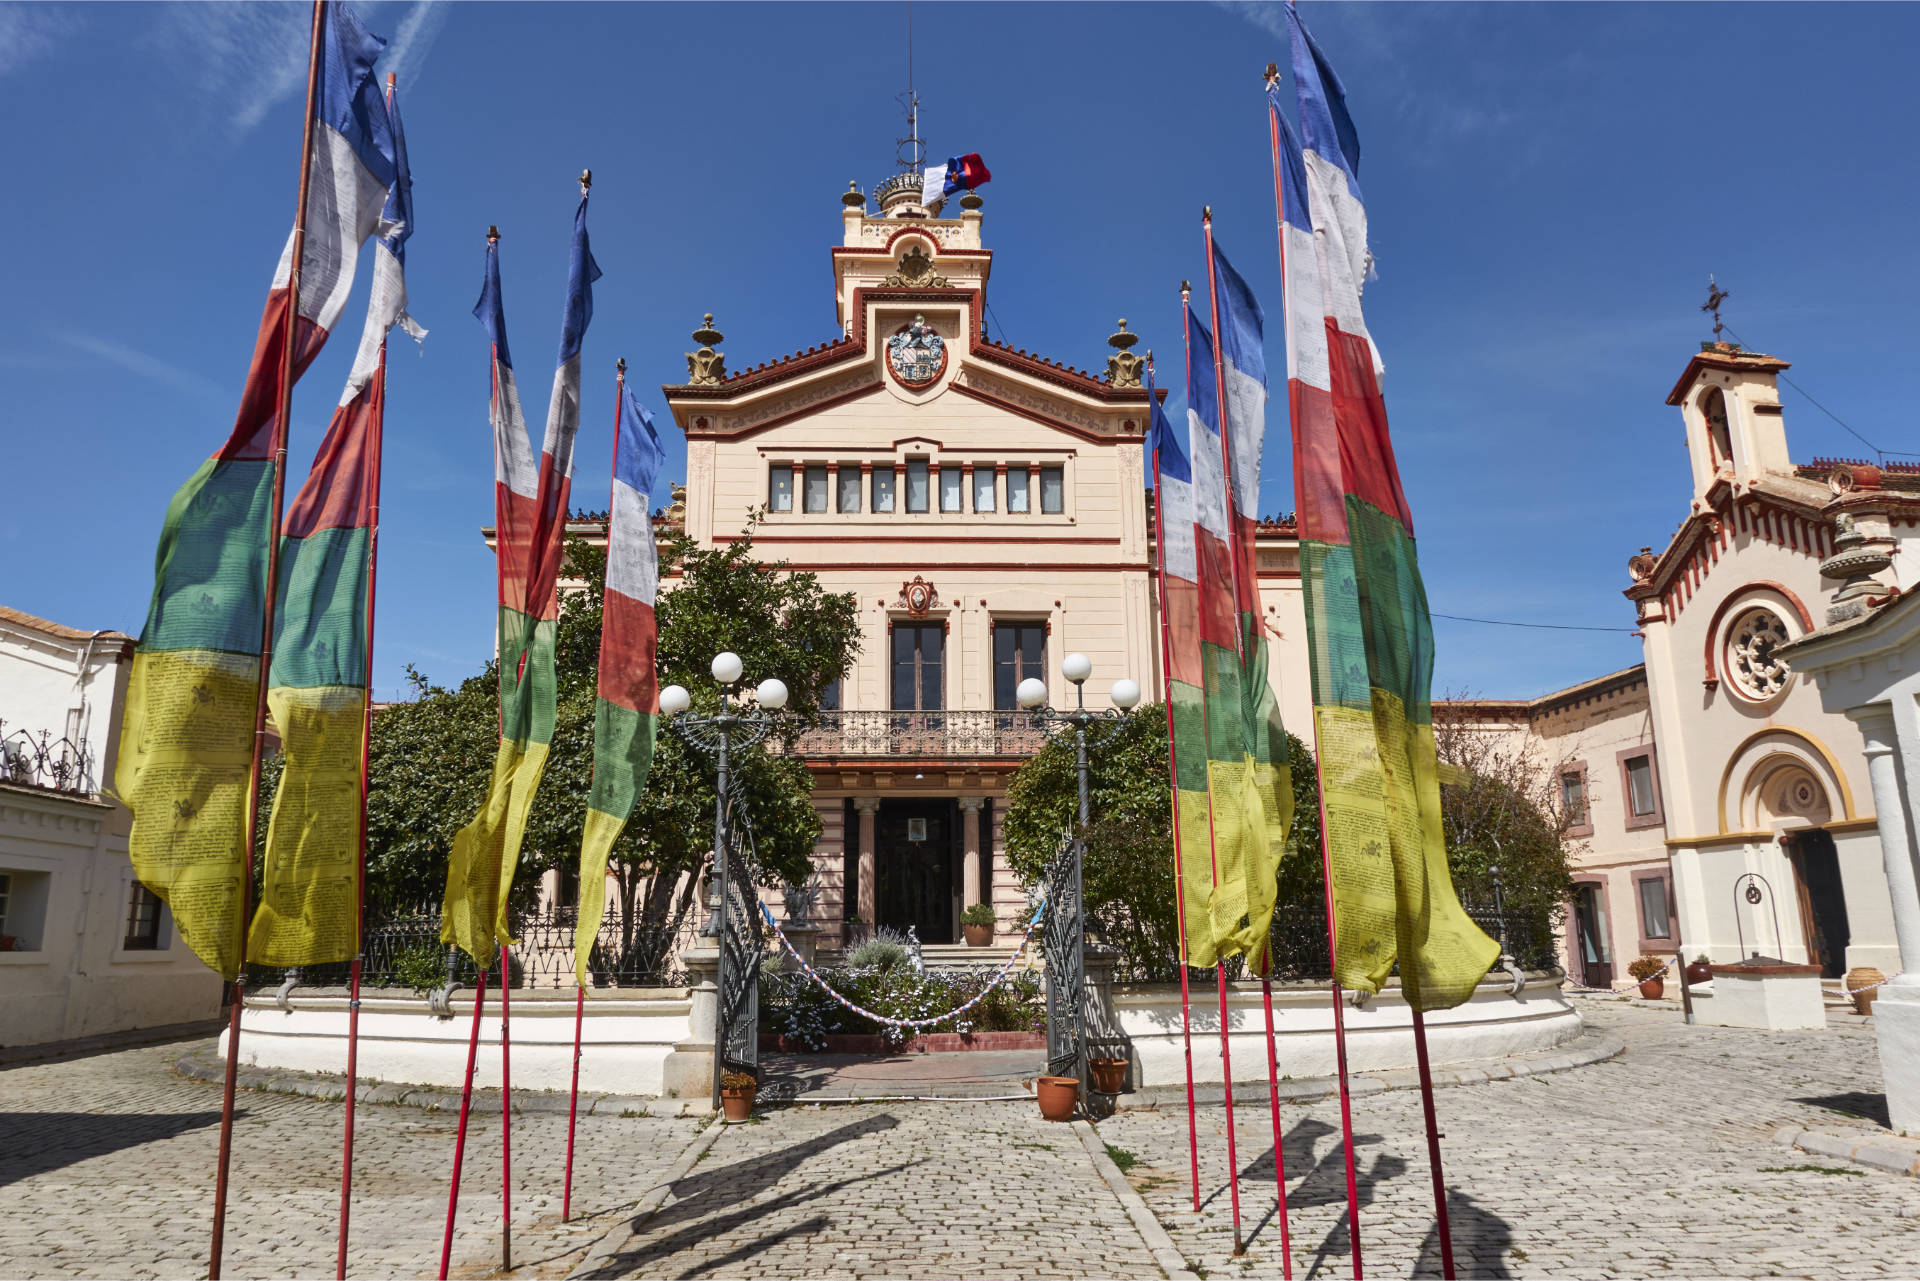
xmin=1752 ymin=761 xmax=1849 ymax=976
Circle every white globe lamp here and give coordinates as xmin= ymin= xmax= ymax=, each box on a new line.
xmin=711 ymin=651 xmax=744 ymax=685
xmin=1062 ymin=652 xmax=1093 ymax=685
xmin=1015 ymin=677 xmax=1048 ymax=709
xmin=1110 ymin=678 xmax=1142 ymax=711
xmin=658 ymin=684 xmax=691 ymax=716
xmin=756 ymin=678 xmax=789 ymax=711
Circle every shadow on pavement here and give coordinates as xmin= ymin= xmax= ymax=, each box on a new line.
xmin=579 ymin=1112 xmax=912 ymax=1279
xmin=0 ymin=1110 xmax=230 ymax=1187
xmin=1415 ymin=1189 xmax=1514 ymax=1279
xmin=1793 ymin=1091 xmax=1891 ymax=1129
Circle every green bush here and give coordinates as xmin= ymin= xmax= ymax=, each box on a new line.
xmin=761 ymin=965 xmax=1044 ymax=1050
xmin=845 ymin=927 xmax=913 ymax=972
xmin=961 ymin=903 xmax=997 ymax=928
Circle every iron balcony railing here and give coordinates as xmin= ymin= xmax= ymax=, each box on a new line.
xmin=0 ymin=720 xmax=95 ymax=797
xmin=775 ymin=709 xmax=1050 ymax=761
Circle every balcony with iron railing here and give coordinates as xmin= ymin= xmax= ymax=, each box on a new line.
xmin=0 ymin=720 xmax=96 ymax=798
xmin=772 ymin=709 xmax=1051 ymax=763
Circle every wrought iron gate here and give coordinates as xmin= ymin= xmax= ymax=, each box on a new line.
xmin=716 ymin=790 xmax=762 ymax=1079
xmin=1041 ymin=833 xmax=1087 ymax=1086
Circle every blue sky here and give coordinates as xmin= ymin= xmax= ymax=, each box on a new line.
xmin=3 ymin=2 xmax=1916 ymax=702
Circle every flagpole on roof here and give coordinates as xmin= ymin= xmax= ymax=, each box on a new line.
xmin=1145 ymin=347 xmax=1205 ymax=1215
xmin=1265 ymin=60 xmax=1368 ymax=1281
xmin=207 ymin=3 xmax=326 ymax=1276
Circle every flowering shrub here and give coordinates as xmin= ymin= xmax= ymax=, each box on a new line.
xmin=761 ymin=964 xmax=1044 ymax=1050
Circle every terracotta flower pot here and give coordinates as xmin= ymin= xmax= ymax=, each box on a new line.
xmin=1685 ymin=959 xmax=1714 ymax=987
xmin=1845 ymin=967 xmax=1886 ymax=1015
xmin=720 ymin=1088 xmax=755 ymax=1123
xmin=1036 ymin=1075 xmax=1080 ymax=1122
xmin=1089 ymin=1057 xmax=1129 ymax=1095
xmin=963 ymin=923 xmax=994 ymax=947
xmin=1637 ymin=977 xmax=1665 ymax=1000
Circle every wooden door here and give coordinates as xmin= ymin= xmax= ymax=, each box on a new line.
xmin=876 ymin=800 xmax=958 ymax=944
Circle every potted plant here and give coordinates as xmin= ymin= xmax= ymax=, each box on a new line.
xmin=1684 ymin=953 xmax=1713 ymax=987
xmin=1627 ymin=954 xmax=1667 ymax=1000
xmin=961 ymin=903 xmax=996 ymax=947
xmin=1036 ymin=1074 xmax=1079 ymax=1122
xmin=719 ymin=1071 xmax=757 ymax=1123
xmin=1089 ymin=1055 xmax=1130 ymax=1095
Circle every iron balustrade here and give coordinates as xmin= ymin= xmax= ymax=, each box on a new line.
xmin=245 ymin=902 xmax=694 ymax=992
xmin=772 ymin=709 xmax=1050 ymax=761
xmin=0 ymin=720 xmax=95 ymax=797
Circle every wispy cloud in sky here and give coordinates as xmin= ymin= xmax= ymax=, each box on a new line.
xmin=378 ymin=1 xmax=452 ymax=94
xmin=0 ymin=4 xmax=77 ymax=78
xmin=161 ymin=2 xmax=310 ymax=136
xmin=53 ymin=332 xmax=227 ymax=403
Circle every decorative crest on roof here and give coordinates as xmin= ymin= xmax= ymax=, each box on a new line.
xmin=686 ymin=314 xmax=726 ymax=385
xmin=1106 ymin=319 xmax=1142 ymax=388
xmin=882 ymin=245 xmax=950 ymax=288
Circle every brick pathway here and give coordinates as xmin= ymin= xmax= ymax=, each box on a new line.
xmin=1096 ymin=1001 xmax=1920 ymax=1279
xmin=2 ymin=1003 xmax=1915 ymax=1280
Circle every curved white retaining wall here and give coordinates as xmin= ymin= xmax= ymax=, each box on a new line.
xmin=224 ymin=987 xmax=693 ymax=1097
xmin=1117 ymin=974 xmax=1581 ymax=1086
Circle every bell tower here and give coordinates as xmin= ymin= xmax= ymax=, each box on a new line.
xmin=1667 ymin=341 xmax=1793 ymax=506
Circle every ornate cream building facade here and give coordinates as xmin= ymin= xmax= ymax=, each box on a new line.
xmin=640 ymin=176 xmax=1305 ymax=951
xmin=528 ymin=177 xmax=1917 ymax=996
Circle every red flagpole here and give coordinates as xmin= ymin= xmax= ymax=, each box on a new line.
xmin=1145 ymin=351 xmax=1204 ymax=1214
xmin=438 ymin=965 xmax=487 ymax=1281
xmin=1199 ymin=202 xmax=1297 ymax=1273
xmin=565 ymin=356 xmax=626 ymax=1220
xmin=333 ymin=68 xmax=394 ymax=1281
xmin=563 ymin=982 xmax=584 ymax=1221
xmin=1181 ymin=277 xmax=1244 ymax=1257
xmin=1265 ymin=68 xmax=1364 ymax=1280
xmin=1412 ymin=1010 xmax=1456 ymax=1278
xmin=499 ymin=942 xmax=514 ymax=1274
xmin=209 ymin=4 xmax=324 ymax=1276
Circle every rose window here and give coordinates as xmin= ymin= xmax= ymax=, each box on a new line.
xmin=1725 ymin=606 xmax=1791 ymax=700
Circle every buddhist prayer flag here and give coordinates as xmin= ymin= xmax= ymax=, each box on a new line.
xmin=1280 ymin=2 xmax=1498 ymax=1010
xmin=441 ymin=193 xmax=601 ymax=966
xmin=574 ymin=379 xmax=666 ymax=987
xmin=1206 ymin=239 xmax=1294 ymax=978
xmin=116 ymin=1 xmax=395 ymax=979
xmin=1148 ymin=369 xmax=1221 ymax=968
xmin=250 ymin=79 xmax=420 ymax=968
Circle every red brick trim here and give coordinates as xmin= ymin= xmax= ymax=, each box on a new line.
xmin=1698 ymin=582 xmax=1815 ymax=691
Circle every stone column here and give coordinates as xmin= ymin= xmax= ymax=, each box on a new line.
xmin=1848 ymin=705 xmax=1920 ymax=979
xmin=660 ymin=944 xmax=718 ymax=1112
xmin=959 ymin=796 xmax=985 ymax=910
xmin=855 ymin=798 xmax=880 ymax=926
xmin=1847 ymin=703 xmax=1920 ymax=1136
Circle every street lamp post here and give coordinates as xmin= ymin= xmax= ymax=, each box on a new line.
xmin=659 ymin=652 xmax=789 ymax=1111
xmin=1019 ymin=654 xmax=1141 ymax=1094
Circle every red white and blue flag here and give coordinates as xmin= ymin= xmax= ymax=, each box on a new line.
xmin=921 ymin=152 xmax=992 ymax=210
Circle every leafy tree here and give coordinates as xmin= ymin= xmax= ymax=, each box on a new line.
xmin=360 ymin=522 xmax=860 ymax=977
xmin=1002 ymin=700 xmax=1572 ymax=977
xmin=1000 ymin=704 xmax=1319 ymax=976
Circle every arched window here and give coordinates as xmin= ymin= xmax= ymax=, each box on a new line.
xmin=1702 ymin=388 xmax=1734 ymax=470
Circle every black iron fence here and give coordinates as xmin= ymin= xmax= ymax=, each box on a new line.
xmin=0 ymin=721 xmax=95 ymax=796
xmin=245 ymin=902 xmax=692 ymax=992
xmin=1111 ymin=902 xmax=1556 ymax=985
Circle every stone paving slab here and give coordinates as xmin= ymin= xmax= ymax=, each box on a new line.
xmin=1095 ymin=1002 xmax=1920 ymax=1280
xmin=571 ymin=1101 xmax=1170 ymax=1280
xmin=1774 ymin=1125 xmax=1920 ymax=1177
xmin=0 ymin=1036 xmax=705 ymax=1280
xmin=759 ymin=1049 xmax=1042 ymax=1102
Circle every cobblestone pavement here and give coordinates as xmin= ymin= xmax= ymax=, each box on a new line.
xmin=0 ymin=1035 xmax=703 ymax=1280
xmin=577 ymin=1100 xmax=1164 ymax=1280
xmin=5 ymin=1003 xmax=1918 ymax=1280
xmin=1096 ymin=1001 xmax=1920 ymax=1280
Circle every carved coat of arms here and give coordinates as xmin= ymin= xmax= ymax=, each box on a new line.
xmin=887 ymin=315 xmax=945 ymax=387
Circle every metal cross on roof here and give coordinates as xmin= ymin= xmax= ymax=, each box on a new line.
xmin=1702 ymin=275 xmax=1730 ymax=342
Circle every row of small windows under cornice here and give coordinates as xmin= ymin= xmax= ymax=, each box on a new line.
xmin=768 ymin=461 xmax=1064 ymax=516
